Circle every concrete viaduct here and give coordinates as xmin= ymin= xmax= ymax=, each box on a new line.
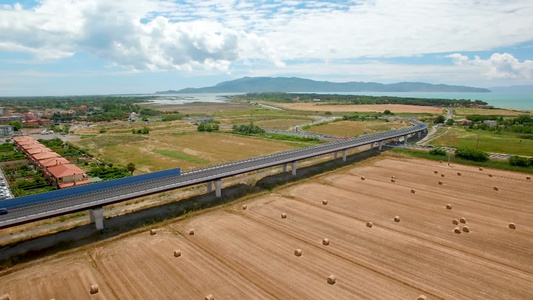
xmin=0 ymin=121 xmax=427 ymax=230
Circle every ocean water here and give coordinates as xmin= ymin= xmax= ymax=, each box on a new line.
xmin=148 ymin=92 xmax=532 ymax=111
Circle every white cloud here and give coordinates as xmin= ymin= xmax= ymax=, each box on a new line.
xmin=0 ymin=0 xmax=532 ymax=76
xmin=447 ymin=53 xmax=533 ymax=79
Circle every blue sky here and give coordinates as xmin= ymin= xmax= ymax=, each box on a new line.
xmin=0 ymin=0 xmax=532 ymax=96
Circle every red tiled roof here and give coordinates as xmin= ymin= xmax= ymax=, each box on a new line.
xmin=39 ymin=157 xmax=70 ymax=167
xmin=47 ymin=164 xmax=86 ymax=178
xmin=59 ymin=179 xmax=91 ymax=188
xmin=21 ymin=143 xmax=46 ymax=150
xmin=27 ymin=147 xmax=53 ymax=155
xmin=33 ymin=152 xmax=61 ymax=161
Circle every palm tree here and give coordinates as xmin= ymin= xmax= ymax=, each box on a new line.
xmin=127 ymin=163 xmax=136 ymax=175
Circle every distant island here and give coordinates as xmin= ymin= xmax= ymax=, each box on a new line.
xmin=156 ymin=77 xmax=491 ymax=94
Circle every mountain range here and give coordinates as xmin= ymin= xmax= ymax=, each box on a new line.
xmin=156 ymin=77 xmax=492 ymax=94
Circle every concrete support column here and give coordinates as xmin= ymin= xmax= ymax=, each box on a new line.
xmin=89 ymin=207 xmax=104 ymax=230
xmin=334 ymin=152 xmax=338 ymax=159
xmin=342 ymin=150 xmax=347 ymax=162
xmin=206 ymin=181 xmax=213 ymax=193
xmin=291 ymin=161 xmax=298 ymax=176
xmin=282 ymin=164 xmax=287 ymax=172
xmin=378 ymin=141 xmax=384 ymax=151
xmin=215 ymin=180 xmax=222 ymax=198
xmin=417 ymin=131 xmax=421 ymax=139
xmin=404 ymin=135 xmax=409 ymax=143
xmin=370 ymin=143 xmax=374 ymax=149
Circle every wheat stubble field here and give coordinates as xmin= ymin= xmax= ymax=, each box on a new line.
xmin=0 ymin=156 xmax=531 ymax=299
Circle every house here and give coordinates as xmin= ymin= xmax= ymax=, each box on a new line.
xmin=0 ymin=125 xmax=13 ymax=136
xmin=27 ymin=147 xmax=53 ymax=155
xmin=47 ymin=164 xmax=90 ymax=188
xmin=39 ymin=157 xmax=70 ymax=168
xmin=483 ymin=120 xmax=498 ymax=128
xmin=24 ymin=119 xmax=40 ymax=127
xmin=33 ymin=151 xmax=61 ymax=161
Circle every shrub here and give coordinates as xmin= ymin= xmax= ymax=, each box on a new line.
xmin=454 ymin=148 xmax=489 ymax=162
xmin=509 ymin=156 xmax=531 ymax=167
xmin=434 ymin=115 xmax=445 ymax=124
xmin=429 ymin=148 xmax=446 ymax=156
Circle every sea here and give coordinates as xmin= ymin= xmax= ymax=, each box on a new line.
xmin=147 ymin=92 xmax=532 ymax=111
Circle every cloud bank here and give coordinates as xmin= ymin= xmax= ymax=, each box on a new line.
xmin=0 ymin=0 xmax=532 ymax=81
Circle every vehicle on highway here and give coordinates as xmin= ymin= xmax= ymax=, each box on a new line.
xmin=0 ymin=208 xmax=8 ymax=215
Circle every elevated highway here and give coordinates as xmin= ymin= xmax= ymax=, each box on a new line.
xmin=0 ymin=121 xmax=427 ymax=230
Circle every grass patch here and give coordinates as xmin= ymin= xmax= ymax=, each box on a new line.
xmin=391 ymin=148 xmax=533 ymax=174
xmin=430 ymin=127 xmax=533 ymax=156
xmin=258 ymin=133 xmax=323 ymax=144
xmin=80 ymin=134 xmax=97 ymax=139
xmin=155 ymin=150 xmax=208 ymax=164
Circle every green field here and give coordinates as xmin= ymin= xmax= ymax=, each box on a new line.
xmin=430 ymin=127 xmax=533 ymax=156
xmin=155 ymin=150 xmax=208 ymax=164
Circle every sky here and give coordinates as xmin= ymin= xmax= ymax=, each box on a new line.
xmin=0 ymin=0 xmax=532 ymax=96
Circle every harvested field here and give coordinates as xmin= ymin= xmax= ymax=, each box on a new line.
xmin=454 ymin=107 xmax=531 ymax=116
xmin=143 ymin=102 xmax=253 ymax=114
xmin=1 ymin=157 xmax=532 ymax=299
xmin=276 ymin=103 xmax=443 ymax=113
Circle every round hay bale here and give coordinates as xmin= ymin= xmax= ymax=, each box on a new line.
xmin=322 ymin=238 xmax=330 ymax=246
xmin=366 ymin=222 xmax=373 ymax=228
xmin=361 ymin=176 xmax=365 ymax=180
xmin=446 ymin=204 xmax=452 ymax=210
xmin=150 ymin=229 xmax=156 ymax=235
xmin=205 ymin=294 xmax=215 ymax=300
xmin=457 ymin=172 xmax=462 ymax=176
xmin=281 ymin=212 xmax=287 ymax=219
xmin=0 ymin=294 xmax=10 ymax=300
xmin=434 ymin=170 xmax=438 ymax=174
xmin=417 ymin=296 xmax=428 ymax=300
xmin=460 ymin=217 xmax=466 ymax=224
xmin=488 ymin=174 xmax=493 ymax=177
xmin=452 ymin=219 xmax=459 ymax=225
xmin=479 ymin=167 xmax=483 ymax=171
xmin=294 ymin=249 xmax=302 ymax=257
xmin=462 ymin=226 xmax=470 ymax=233
xmin=441 ymin=174 xmax=445 ymax=178
xmin=454 ymin=227 xmax=461 ymax=234
xmin=526 ymin=176 xmax=531 ymax=180
xmin=188 ymin=229 xmax=195 ymax=235
xmin=327 ymin=275 xmax=336 ymax=285
xmin=242 ymin=204 xmax=247 ymax=210
xmin=391 ymin=176 xmax=396 ymax=179
xmin=493 ymin=186 xmax=499 ymax=191
xmin=394 ymin=216 xmax=400 ymax=222
xmin=410 ymin=189 xmax=416 ymax=194
xmin=391 ymin=178 xmax=396 ymax=182
xmin=438 ymin=181 xmax=443 ymax=185
xmin=508 ymin=223 xmax=516 ymax=229
xmin=90 ymin=284 xmax=99 ymax=295
xmin=439 ymin=160 xmax=443 ymax=163
xmin=174 ymin=250 xmax=181 ymax=257
xmin=322 ymin=199 xmax=328 ymax=205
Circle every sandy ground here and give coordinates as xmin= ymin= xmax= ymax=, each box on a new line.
xmin=0 ymin=156 xmax=531 ymax=299
xmin=276 ymin=103 xmax=444 ymax=114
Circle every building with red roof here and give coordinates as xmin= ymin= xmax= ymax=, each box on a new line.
xmin=39 ymin=157 xmax=70 ymax=168
xmin=47 ymin=164 xmax=90 ymax=188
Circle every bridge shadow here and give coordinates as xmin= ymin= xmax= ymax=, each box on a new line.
xmin=0 ymin=148 xmax=383 ymax=269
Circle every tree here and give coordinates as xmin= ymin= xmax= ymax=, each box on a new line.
xmin=126 ymin=163 xmax=136 ymax=175
xmin=446 ymin=118 xmax=455 ymax=126
xmin=434 ymin=115 xmax=446 ymax=124
xmin=384 ymin=109 xmax=392 ymax=115
xmin=9 ymin=121 xmax=22 ymax=131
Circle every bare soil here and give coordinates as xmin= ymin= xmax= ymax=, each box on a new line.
xmin=0 ymin=156 xmax=531 ymax=299
xmin=276 ymin=103 xmax=444 ymax=113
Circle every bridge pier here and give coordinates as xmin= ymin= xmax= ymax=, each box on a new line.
xmin=282 ymin=164 xmax=287 ymax=172
xmin=378 ymin=141 xmax=384 ymax=151
xmin=291 ymin=161 xmax=298 ymax=176
xmin=206 ymin=181 xmax=213 ymax=193
xmin=342 ymin=150 xmax=347 ymax=161
xmin=404 ymin=135 xmax=409 ymax=143
xmin=334 ymin=152 xmax=338 ymax=159
xmin=370 ymin=143 xmax=374 ymax=150
xmin=89 ymin=207 xmax=104 ymax=230
xmin=215 ymin=180 xmax=222 ymax=198
xmin=417 ymin=131 xmax=421 ymax=139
